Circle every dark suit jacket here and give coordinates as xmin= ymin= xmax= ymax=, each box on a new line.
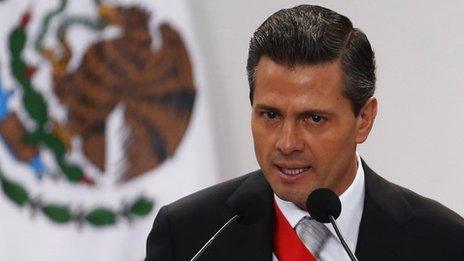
xmin=146 ymin=162 xmax=464 ymax=260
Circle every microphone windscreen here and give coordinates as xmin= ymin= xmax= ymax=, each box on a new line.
xmin=228 ymin=192 xmax=266 ymax=225
xmin=306 ymin=188 xmax=341 ymax=223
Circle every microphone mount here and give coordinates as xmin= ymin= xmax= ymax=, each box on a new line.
xmin=190 ymin=214 xmax=240 ymax=261
xmin=328 ymin=215 xmax=359 ymax=261
xmin=189 ymin=192 xmax=266 ymax=261
xmin=306 ymin=188 xmax=359 ymax=261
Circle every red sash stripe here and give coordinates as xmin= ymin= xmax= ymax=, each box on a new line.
xmin=273 ymin=201 xmax=317 ymax=261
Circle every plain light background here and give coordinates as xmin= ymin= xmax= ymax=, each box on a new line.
xmin=187 ymin=0 xmax=464 ymax=216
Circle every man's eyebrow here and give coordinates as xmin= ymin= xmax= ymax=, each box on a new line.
xmin=253 ymin=104 xmax=279 ymax=111
xmin=299 ymin=109 xmax=336 ymax=117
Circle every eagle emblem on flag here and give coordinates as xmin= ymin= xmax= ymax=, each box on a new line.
xmin=0 ymin=0 xmax=196 ymax=227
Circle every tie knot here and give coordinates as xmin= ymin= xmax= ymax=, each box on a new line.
xmin=295 ymin=216 xmax=331 ymax=258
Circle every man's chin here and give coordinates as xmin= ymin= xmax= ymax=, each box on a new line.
xmin=274 ymin=189 xmax=308 ymax=209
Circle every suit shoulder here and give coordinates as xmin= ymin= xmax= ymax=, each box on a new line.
xmin=363 ymin=162 xmax=463 ymax=232
xmin=394 ymin=184 xmax=464 ymax=239
xmin=167 ymin=171 xmax=258 ymax=216
xmin=398 ymin=185 xmax=463 ymax=224
xmin=363 ymin=163 xmax=464 ymax=247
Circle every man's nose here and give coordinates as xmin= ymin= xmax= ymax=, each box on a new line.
xmin=275 ymin=121 xmax=304 ymax=155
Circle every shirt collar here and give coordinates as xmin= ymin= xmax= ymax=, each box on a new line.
xmin=274 ymin=153 xmax=365 ymax=242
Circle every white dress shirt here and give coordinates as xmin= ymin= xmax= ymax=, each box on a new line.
xmin=272 ymin=153 xmax=365 ymax=261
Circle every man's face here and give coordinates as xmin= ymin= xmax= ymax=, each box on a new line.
xmin=251 ymin=56 xmax=376 ymax=209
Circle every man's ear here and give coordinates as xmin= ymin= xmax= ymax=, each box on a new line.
xmin=355 ymin=97 xmax=378 ymax=144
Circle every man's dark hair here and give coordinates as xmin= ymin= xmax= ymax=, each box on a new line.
xmin=247 ymin=5 xmax=376 ymax=116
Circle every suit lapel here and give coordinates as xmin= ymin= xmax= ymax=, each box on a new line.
xmin=356 ymin=161 xmax=416 ymax=260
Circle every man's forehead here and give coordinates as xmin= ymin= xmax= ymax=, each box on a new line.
xmin=255 ymin=57 xmax=343 ymax=83
xmin=254 ymin=57 xmax=344 ymax=94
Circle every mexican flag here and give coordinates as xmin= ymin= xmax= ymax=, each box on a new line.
xmin=0 ymin=0 xmax=217 ymax=260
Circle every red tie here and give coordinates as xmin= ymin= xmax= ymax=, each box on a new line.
xmin=273 ymin=201 xmax=317 ymax=261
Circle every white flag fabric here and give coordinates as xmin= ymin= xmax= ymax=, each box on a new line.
xmin=0 ymin=0 xmax=218 ymax=260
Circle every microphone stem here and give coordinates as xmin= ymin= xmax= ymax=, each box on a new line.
xmin=329 ymin=215 xmax=359 ymax=261
xmin=190 ymin=214 xmax=239 ymax=261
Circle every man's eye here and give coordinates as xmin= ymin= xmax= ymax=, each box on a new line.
xmin=305 ymin=114 xmax=325 ymax=124
xmin=263 ymin=111 xmax=278 ymax=119
xmin=311 ymin=115 xmax=322 ymax=123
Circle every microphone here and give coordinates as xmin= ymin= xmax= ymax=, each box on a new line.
xmin=189 ymin=192 xmax=266 ymax=261
xmin=306 ymin=188 xmax=359 ymax=261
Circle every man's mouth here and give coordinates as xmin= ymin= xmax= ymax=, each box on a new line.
xmin=275 ymin=164 xmax=312 ymax=180
xmin=279 ymin=167 xmax=310 ymax=175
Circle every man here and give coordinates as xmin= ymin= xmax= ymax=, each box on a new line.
xmin=146 ymin=5 xmax=464 ymax=261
